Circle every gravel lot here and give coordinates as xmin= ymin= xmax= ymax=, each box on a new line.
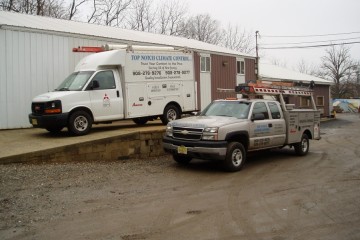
xmin=1 ymin=114 xmax=360 ymax=240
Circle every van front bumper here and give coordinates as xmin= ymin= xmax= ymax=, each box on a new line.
xmin=29 ymin=113 xmax=69 ymax=129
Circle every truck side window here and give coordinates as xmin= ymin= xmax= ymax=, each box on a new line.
xmin=268 ymin=102 xmax=281 ymax=119
xmin=252 ymin=102 xmax=269 ymax=119
xmin=92 ymin=71 xmax=116 ymax=90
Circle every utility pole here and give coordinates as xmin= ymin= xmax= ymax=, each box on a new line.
xmin=255 ymin=31 xmax=260 ymax=80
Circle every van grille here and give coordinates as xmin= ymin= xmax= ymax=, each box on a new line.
xmin=173 ymin=127 xmax=203 ymax=141
xmin=31 ymin=102 xmax=45 ymax=115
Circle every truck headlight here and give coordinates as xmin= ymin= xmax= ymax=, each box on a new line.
xmin=166 ymin=124 xmax=173 ymax=137
xmin=44 ymin=100 xmax=62 ymax=114
xmin=202 ymin=127 xmax=218 ymax=140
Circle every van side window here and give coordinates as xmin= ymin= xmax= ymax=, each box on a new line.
xmin=92 ymin=71 xmax=116 ymax=90
xmin=268 ymin=102 xmax=281 ymax=119
xmin=252 ymin=102 xmax=269 ymax=119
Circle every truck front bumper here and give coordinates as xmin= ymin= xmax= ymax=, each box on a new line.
xmin=29 ymin=113 xmax=69 ymax=129
xmin=162 ymin=136 xmax=227 ymax=160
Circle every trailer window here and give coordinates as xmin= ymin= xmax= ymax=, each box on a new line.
xmin=237 ymin=60 xmax=245 ymax=75
xmin=200 ymin=56 xmax=211 ymax=72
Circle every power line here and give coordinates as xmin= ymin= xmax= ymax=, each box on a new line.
xmin=261 ymin=31 xmax=360 ymax=38
xmin=260 ymin=41 xmax=360 ymax=50
xmin=260 ymin=37 xmax=360 ymax=46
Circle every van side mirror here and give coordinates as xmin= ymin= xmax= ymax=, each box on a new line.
xmin=92 ymin=80 xmax=100 ymax=89
xmin=251 ymin=113 xmax=265 ymax=121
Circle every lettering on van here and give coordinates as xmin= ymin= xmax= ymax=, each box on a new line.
xmin=128 ymin=53 xmax=193 ymax=82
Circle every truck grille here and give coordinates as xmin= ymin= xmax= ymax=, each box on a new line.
xmin=31 ymin=102 xmax=45 ymax=114
xmin=173 ymin=127 xmax=203 ymax=141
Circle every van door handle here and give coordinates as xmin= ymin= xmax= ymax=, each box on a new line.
xmin=116 ymin=90 xmax=119 ymax=97
xmin=268 ymin=123 xmax=273 ymax=128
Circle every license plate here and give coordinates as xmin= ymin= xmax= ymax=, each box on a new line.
xmin=177 ymin=145 xmax=187 ymax=155
xmin=31 ymin=118 xmax=38 ymax=125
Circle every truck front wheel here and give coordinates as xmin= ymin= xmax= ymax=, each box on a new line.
xmin=224 ymin=142 xmax=246 ymax=172
xmin=172 ymin=154 xmax=192 ymax=165
xmin=68 ymin=111 xmax=92 ymax=136
xmin=161 ymin=104 xmax=180 ymax=125
xmin=294 ymin=133 xmax=309 ymax=156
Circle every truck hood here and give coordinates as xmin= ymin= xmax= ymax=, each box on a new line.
xmin=32 ymin=91 xmax=81 ymax=102
xmin=170 ymin=116 xmax=246 ymax=128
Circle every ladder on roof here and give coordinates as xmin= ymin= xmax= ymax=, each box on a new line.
xmin=218 ymin=81 xmax=315 ymax=97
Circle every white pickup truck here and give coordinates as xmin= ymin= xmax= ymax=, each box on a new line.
xmin=163 ymin=84 xmax=321 ymax=171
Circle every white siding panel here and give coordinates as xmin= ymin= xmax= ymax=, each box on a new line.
xmin=0 ymin=30 xmax=8 ymax=129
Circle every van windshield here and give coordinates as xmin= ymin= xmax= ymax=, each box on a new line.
xmin=55 ymin=71 xmax=94 ymax=91
xmin=200 ymin=101 xmax=251 ymax=119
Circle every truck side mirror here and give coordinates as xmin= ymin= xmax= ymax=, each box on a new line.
xmin=251 ymin=113 xmax=265 ymax=121
xmin=92 ymin=80 xmax=100 ymax=89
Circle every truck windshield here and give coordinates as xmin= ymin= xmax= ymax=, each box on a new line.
xmin=200 ymin=101 xmax=251 ymax=119
xmin=55 ymin=71 xmax=94 ymax=91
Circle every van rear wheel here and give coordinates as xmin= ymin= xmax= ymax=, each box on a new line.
xmin=68 ymin=111 xmax=92 ymax=136
xmin=161 ymin=104 xmax=180 ymax=125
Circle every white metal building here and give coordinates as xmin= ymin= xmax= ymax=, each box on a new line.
xmin=0 ymin=11 xmax=252 ymax=129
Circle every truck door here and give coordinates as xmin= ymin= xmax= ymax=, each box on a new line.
xmin=249 ymin=102 xmax=275 ymax=150
xmin=88 ymin=70 xmax=124 ymax=121
xmin=267 ymin=101 xmax=286 ymax=146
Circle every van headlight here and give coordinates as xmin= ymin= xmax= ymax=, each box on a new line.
xmin=166 ymin=124 xmax=173 ymax=137
xmin=44 ymin=100 xmax=62 ymax=114
xmin=202 ymin=127 xmax=218 ymax=140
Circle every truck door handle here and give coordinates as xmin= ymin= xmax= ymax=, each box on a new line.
xmin=117 ymin=90 xmax=119 ymax=97
xmin=268 ymin=123 xmax=273 ymax=127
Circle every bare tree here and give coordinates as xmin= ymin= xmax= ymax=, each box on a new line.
xmin=125 ymin=0 xmax=156 ymax=32
xmin=66 ymin=0 xmax=87 ymax=20
xmin=321 ymin=45 xmax=357 ymax=98
xmin=157 ymin=0 xmax=188 ymax=35
xmin=86 ymin=0 xmax=131 ymax=26
xmin=221 ymin=24 xmax=254 ymax=54
xmin=296 ymin=59 xmax=324 ymax=77
xmin=178 ymin=13 xmax=222 ymax=45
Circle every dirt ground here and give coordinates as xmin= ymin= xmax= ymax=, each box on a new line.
xmin=1 ymin=114 xmax=360 ymax=240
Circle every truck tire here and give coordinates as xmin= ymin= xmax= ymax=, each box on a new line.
xmin=68 ymin=111 xmax=92 ymax=136
xmin=172 ymin=154 xmax=192 ymax=165
xmin=132 ymin=117 xmax=148 ymax=125
xmin=161 ymin=104 xmax=180 ymax=125
xmin=294 ymin=133 xmax=309 ymax=156
xmin=46 ymin=126 xmax=63 ymax=134
xmin=224 ymin=142 xmax=246 ymax=172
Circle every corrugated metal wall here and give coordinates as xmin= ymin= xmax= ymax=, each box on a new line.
xmin=0 ymin=28 xmax=117 ymax=129
xmin=245 ymin=58 xmax=256 ymax=82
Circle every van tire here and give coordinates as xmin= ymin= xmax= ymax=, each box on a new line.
xmin=68 ymin=111 xmax=92 ymax=136
xmin=161 ymin=104 xmax=180 ymax=125
xmin=294 ymin=133 xmax=309 ymax=156
xmin=133 ymin=117 xmax=148 ymax=125
xmin=46 ymin=126 xmax=63 ymax=134
xmin=224 ymin=142 xmax=246 ymax=172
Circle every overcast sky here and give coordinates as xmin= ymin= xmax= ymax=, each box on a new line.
xmin=186 ymin=0 xmax=360 ymax=69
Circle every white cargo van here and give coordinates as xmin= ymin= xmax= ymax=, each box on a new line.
xmin=29 ymin=45 xmax=197 ymax=135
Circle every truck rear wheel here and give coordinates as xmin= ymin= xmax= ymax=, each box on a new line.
xmin=68 ymin=111 xmax=92 ymax=136
xmin=294 ymin=133 xmax=309 ymax=156
xmin=161 ymin=104 xmax=180 ymax=125
xmin=224 ymin=142 xmax=246 ymax=172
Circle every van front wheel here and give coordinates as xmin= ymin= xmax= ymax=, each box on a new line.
xmin=68 ymin=111 xmax=92 ymax=136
